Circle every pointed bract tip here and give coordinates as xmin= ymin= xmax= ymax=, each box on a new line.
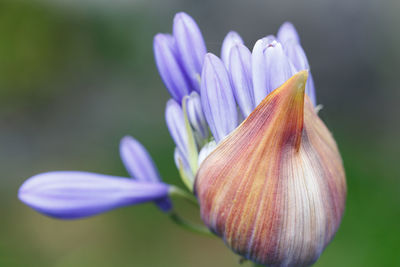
xmin=252 ymin=70 xmax=308 ymax=152
xmin=276 ymin=70 xmax=308 ymax=98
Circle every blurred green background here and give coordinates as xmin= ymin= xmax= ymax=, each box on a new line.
xmin=0 ymin=0 xmax=399 ymax=266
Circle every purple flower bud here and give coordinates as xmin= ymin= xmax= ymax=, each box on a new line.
xmin=229 ymin=43 xmax=255 ymax=117
xmin=284 ymin=40 xmax=317 ymax=105
xmin=284 ymin=40 xmax=309 ymax=70
xmin=153 ymin=33 xmax=191 ymax=102
xmin=185 ymin=91 xmax=209 ymax=143
xmin=119 ymin=137 xmax=172 ymax=211
xmin=221 ymin=31 xmax=244 ymax=68
xmin=252 ymin=40 xmax=295 ymax=105
xmin=277 ymin=21 xmax=300 ymax=44
xmin=119 ymin=136 xmax=161 ymax=183
xmin=165 ymin=99 xmax=189 ymax=158
xmin=251 ymin=36 xmax=275 ymax=105
xmin=18 ymin=171 xmax=171 ymax=219
xmin=201 ymin=53 xmax=238 ymax=143
xmin=173 ymin=12 xmax=207 ymax=92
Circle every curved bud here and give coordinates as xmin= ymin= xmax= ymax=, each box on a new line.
xmin=153 ymin=34 xmax=191 ymax=101
xmin=119 ymin=136 xmax=172 ymax=211
xmin=173 ymin=12 xmax=207 ymax=91
xmin=19 ymin=171 xmax=171 ymax=219
xmin=119 ymin=136 xmax=161 ymax=183
xmin=229 ymin=43 xmax=255 ymax=117
xmin=201 ymin=53 xmax=238 ymax=143
xmin=221 ymin=31 xmax=244 ymax=68
xmin=277 ymin=21 xmax=300 ymax=44
xmin=195 ymin=71 xmax=346 ymax=266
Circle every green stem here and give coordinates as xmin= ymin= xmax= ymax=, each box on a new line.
xmin=168 ymin=212 xmax=214 ymax=237
xmin=169 ymin=186 xmax=198 ymax=207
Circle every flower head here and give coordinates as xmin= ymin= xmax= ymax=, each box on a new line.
xmin=154 ymin=13 xmax=346 ymax=266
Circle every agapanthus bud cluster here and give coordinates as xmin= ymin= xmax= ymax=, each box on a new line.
xmin=154 ymin=12 xmax=319 ymax=188
xmin=19 ymin=12 xmax=346 ymax=267
xmin=155 ymin=12 xmax=346 ymax=267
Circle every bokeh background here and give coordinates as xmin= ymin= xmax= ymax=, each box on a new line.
xmin=0 ymin=0 xmax=399 ymax=266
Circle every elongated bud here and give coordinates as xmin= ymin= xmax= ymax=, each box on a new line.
xmin=229 ymin=43 xmax=255 ymax=117
xmin=153 ymin=34 xmax=191 ymax=101
xmin=195 ymin=71 xmax=346 ymax=266
xmin=251 ymin=36 xmax=275 ymax=106
xmin=221 ymin=31 xmax=244 ymax=68
xmin=19 ymin=171 xmax=171 ymax=219
xmin=201 ymin=53 xmax=238 ymax=143
xmin=253 ymin=40 xmax=295 ymax=105
xmin=173 ymin=12 xmax=207 ymax=91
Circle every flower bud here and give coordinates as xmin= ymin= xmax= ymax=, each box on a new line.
xmin=221 ymin=31 xmax=244 ymax=68
xmin=153 ymin=34 xmax=191 ymax=101
xmin=201 ymin=53 xmax=238 ymax=143
xmin=229 ymin=43 xmax=255 ymax=117
xmin=173 ymin=12 xmax=207 ymax=91
xmin=185 ymin=91 xmax=209 ymax=145
xmin=165 ymin=99 xmax=189 ymax=159
xmin=277 ymin=21 xmax=300 ymax=44
xmin=252 ymin=39 xmax=295 ymax=105
xmin=195 ymin=71 xmax=346 ymax=266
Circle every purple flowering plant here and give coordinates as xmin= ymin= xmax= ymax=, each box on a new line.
xmin=18 ymin=12 xmax=339 ymax=267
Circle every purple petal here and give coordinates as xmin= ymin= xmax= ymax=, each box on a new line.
xmin=283 ymin=39 xmax=309 ymax=70
xmin=119 ymin=136 xmax=161 ymax=183
xmin=165 ymin=99 xmax=189 ymax=158
xmin=18 ymin=171 xmax=171 ymax=219
xmin=253 ymin=40 xmax=295 ymax=105
xmin=185 ymin=91 xmax=209 ymax=143
xmin=277 ymin=21 xmax=300 ymax=44
xmin=264 ymin=41 xmax=296 ymax=95
xmin=153 ymin=34 xmax=191 ymax=101
xmin=173 ymin=12 xmax=207 ymax=92
xmin=283 ymin=40 xmax=317 ymax=105
xmin=201 ymin=53 xmax=238 ymax=143
xmin=252 ymin=36 xmax=276 ymax=105
xmin=229 ymin=43 xmax=255 ymax=117
xmin=221 ymin=31 xmax=244 ymax=68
